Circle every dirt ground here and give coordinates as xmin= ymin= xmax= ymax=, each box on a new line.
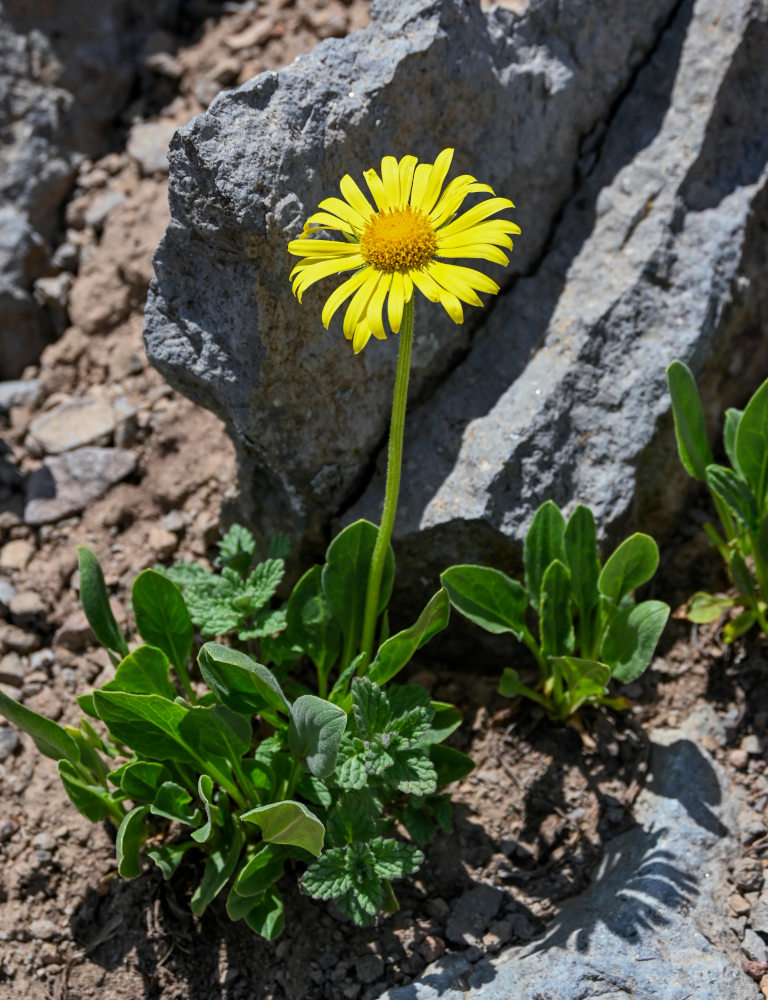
xmin=1 ymin=1 xmax=767 ymax=998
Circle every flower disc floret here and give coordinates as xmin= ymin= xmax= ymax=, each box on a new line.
xmin=359 ymin=207 xmax=437 ymax=273
xmin=287 ymin=148 xmax=520 ymax=353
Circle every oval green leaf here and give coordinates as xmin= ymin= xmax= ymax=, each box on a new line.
xmin=440 ymin=565 xmax=526 ymax=637
xmin=598 ymin=533 xmax=659 ymax=606
xmin=240 ymin=800 xmax=325 ymax=857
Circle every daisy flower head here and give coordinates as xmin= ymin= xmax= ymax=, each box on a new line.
xmin=287 ymin=148 xmax=520 ymax=353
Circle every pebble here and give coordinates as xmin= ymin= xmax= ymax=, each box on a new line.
xmin=163 ymin=509 xmax=186 ymax=533
xmin=0 ymin=580 xmax=16 ymax=610
xmin=29 ymin=919 xmax=59 ymax=942
xmin=83 ymin=190 xmax=125 ymax=232
xmin=752 ymin=899 xmax=768 ymax=934
xmin=0 ymin=624 xmax=40 ymax=653
xmin=729 ymin=891 xmax=752 ymax=915
xmin=742 ymin=734 xmax=763 ymax=755
xmin=24 ymin=688 xmax=63 ymax=721
xmin=0 ymin=379 xmax=39 ymax=412
xmin=24 ymin=447 xmax=137 ymax=525
xmin=744 ymin=928 xmax=768 ymax=963
xmin=729 ymin=748 xmax=750 ymax=771
xmin=0 ymin=652 xmax=25 ymax=686
xmin=29 ymin=648 xmax=54 ymax=673
xmin=126 ymin=122 xmax=176 ymax=175
xmin=54 ymin=611 xmax=94 ymax=652
xmin=0 ymin=726 xmax=19 ymax=761
xmin=424 ymin=897 xmax=450 ymax=920
xmin=29 ymin=398 xmax=116 ymax=455
xmin=510 ymin=913 xmax=537 ymax=940
xmin=0 ymin=818 xmax=19 ymax=842
xmin=148 ymin=526 xmax=178 ymax=559
xmin=355 ymin=955 xmax=384 ymax=984
xmin=733 ymin=857 xmax=764 ymax=894
xmin=32 ymin=831 xmax=57 ymax=852
xmin=9 ymin=590 xmax=46 ymax=621
xmin=445 ymin=885 xmax=503 ymax=946
xmin=418 ymin=935 xmax=446 ymax=963
xmin=0 ymin=539 xmax=34 ymax=571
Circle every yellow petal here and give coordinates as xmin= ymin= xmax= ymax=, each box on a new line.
xmin=437 ymin=226 xmax=515 ymax=251
xmin=353 ymin=319 xmax=373 ymax=353
xmin=366 ymin=272 xmax=392 ymax=340
xmin=414 ymin=264 xmax=464 ymax=321
xmin=436 ymin=244 xmax=511 ymax=265
xmin=364 ymin=166 xmax=388 ymax=212
xmin=321 ymin=266 xmax=372 ymax=327
xmin=292 ymin=255 xmax=364 ymax=301
xmin=439 ymin=289 xmax=464 ymax=323
xmin=381 ymin=156 xmax=400 ymax=206
xmin=410 ymin=268 xmax=442 ymax=303
xmin=429 ymin=261 xmax=500 ymax=296
xmin=288 ymin=238 xmax=362 ymax=257
xmin=343 ymin=272 xmax=381 ymax=339
xmin=398 ymin=155 xmax=418 ymax=206
xmin=438 ymin=198 xmax=517 ymax=238
xmin=340 ymin=174 xmax=376 ymax=221
xmin=387 ymin=272 xmax=405 ymax=332
xmin=305 ymin=211 xmax=356 ymax=236
xmin=409 ymin=162 xmax=433 ymax=211
xmin=318 ymin=196 xmax=367 ymax=229
xmin=420 ymin=148 xmax=454 ymax=216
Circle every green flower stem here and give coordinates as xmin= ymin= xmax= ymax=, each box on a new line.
xmin=360 ymin=297 xmax=415 ymax=666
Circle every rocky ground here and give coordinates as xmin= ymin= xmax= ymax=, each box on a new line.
xmin=1 ymin=1 xmax=768 ymax=998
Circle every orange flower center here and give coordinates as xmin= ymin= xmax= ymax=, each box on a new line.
xmin=359 ymin=206 xmax=437 ymax=272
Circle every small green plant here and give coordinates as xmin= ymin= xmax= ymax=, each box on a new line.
xmin=440 ymin=501 xmax=670 ymax=721
xmin=0 ymin=533 xmax=469 ymax=937
xmin=667 ymin=360 xmax=768 ymax=640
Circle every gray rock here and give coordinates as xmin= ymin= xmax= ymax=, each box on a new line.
xmin=445 ymin=886 xmax=503 ymax=947
xmin=351 ymin=0 xmax=768 ymax=584
xmin=126 ymin=123 xmax=176 ymax=175
xmin=0 ymin=725 xmax=19 ymax=761
xmin=0 ymin=580 xmax=16 ymax=611
xmin=0 ymin=651 xmax=24 ymax=686
xmin=29 ymin=397 xmax=116 ymax=454
xmin=378 ymin=730 xmax=751 ymax=1000
xmin=83 ymin=189 xmax=126 ymax=231
xmin=24 ymin=446 xmax=137 ymax=525
xmin=144 ymin=0 xmax=677 ymax=545
xmin=741 ymin=928 xmax=768 ymax=964
xmin=0 ymin=378 xmax=39 ymax=412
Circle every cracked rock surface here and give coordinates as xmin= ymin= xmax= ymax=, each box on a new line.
xmin=144 ymin=0 xmax=680 ymax=548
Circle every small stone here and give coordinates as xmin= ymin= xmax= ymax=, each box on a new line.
xmin=25 ymin=447 xmax=137 ymax=525
xmin=148 ymin=526 xmax=178 ymax=559
xmin=51 ymin=241 xmax=79 ymax=272
xmin=419 ymin=935 xmax=446 ymax=963
xmin=729 ymin=892 xmax=752 ymax=916
xmin=0 ymin=580 xmax=16 ymax=610
xmin=163 ymin=509 xmax=186 ymax=533
xmin=742 ymin=734 xmax=763 ymax=756
xmin=0 ymin=818 xmax=19 ymax=843
xmin=0 ymin=652 xmax=25 ymax=686
xmin=446 ymin=885 xmax=503 ymax=946
xmin=751 ymin=899 xmax=768 ymax=935
xmin=83 ymin=190 xmax=125 ymax=232
xmin=354 ymin=954 xmax=384 ymax=985
xmin=24 ymin=688 xmax=63 ymax=721
xmin=9 ymin=590 xmax=46 ymax=621
xmin=0 ymin=539 xmax=34 ymax=571
xmin=733 ymin=858 xmax=764 ymax=894
xmin=32 ymin=832 xmax=57 ymax=852
xmin=0 ymin=683 xmax=21 ymax=701
xmin=0 ymin=379 xmax=40 ymax=411
xmin=224 ymin=19 xmax=274 ymax=51
xmin=730 ymin=749 xmax=750 ymax=771
xmin=29 ymin=919 xmax=59 ymax=942
xmin=744 ymin=960 xmax=767 ymax=982
xmin=425 ymin=897 xmax=450 ymax=920
xmin=484 ymin=919 xmax=514 ymax=950
xmin=38 ymin=943 xmax=61 ymax=966
xmin=54 ymin=612 xmax=94 ymax=652
xmin=318 ymin=951 xmax=339 ymax=970
xmin=29 ymin=648 xmax=54 ymax=673
xmin=744 ymin=928 xmax=768 ymax=963
xmin=29 ymin=398 xmax=116 ymax=455
xmin=0 ymin=726 xmax=19 ymax=761
xmin=126 ymin=122 xmax=176 ymax=175
xmin=510 ymin=914 xmax=536 ymax=941
xmin=342 ymin=985 xmax=361 ymax=1000
xmin=0 ymin=624 xmax=40 ymax=653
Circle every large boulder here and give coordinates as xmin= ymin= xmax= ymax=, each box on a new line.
xmin=0 ymin=0 xmax=180 ymax=377
xmin=143 ymin=0 xmax=680 ymax=549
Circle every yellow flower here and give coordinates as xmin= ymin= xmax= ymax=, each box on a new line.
xmin=287 ymin=148 xmax=520 ymax=353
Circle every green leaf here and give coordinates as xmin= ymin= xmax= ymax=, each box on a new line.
xmin=180 ymin=703 xmax=252 ymax=761
xmin=420 ymin=702 xmax=462 ymax=745
xmin=368 ymin=589 xmax=450 ymax=685
xmin=244 ymin=887 xmax=285 ymax=939
xmin=117 ymin=761 xmax=172 ymax=801
xmin=550 ymin=657 xmax=612 ymax=717
xmin=499 ymin=667 xmax=547 ymax=707
xmin=723 ymin=608 xmax=758 ymax=643
xmin=193 ymin=773 xmax=226 ymax=844
xmin=351 ymin=677 xmax=391 ymax=740
xmin=758 ymin=515 xmax=768 ymax=569
xmin=524 ymin=500 xmax=567 ymax=613
xmin=240 ymin=800 xmax=325 ymax=857
xmin=198 ymin=642 xmax=290 ymax=716
xmin=598 ymin=534 xmax=659 ymax=605
xmin=385 ymin=750 xmax=437 ymax=795
xmin=286 ymin=565 xmax=341 ymax=676
xmin=736 ymin=377 xmax=768 ymax=509
xmin=77 ymin=546 xmax=128 ymax=658
xmin=336 ymin=751 xmax=367 ymax=790
xmin=218 ymin=524 xmax=256 ymax=577
xmin=190 ymin=823 xmax=244 ymax=914
xmin=116 ymin=805 xmax=150 ymax=878
xmin=245 ymin=558 xmax=285 ymax=607
xmin=163 ymin=561 xmax=211 ymax=588
xmin=322 ymin=520 xmax=394 ymax=653
xmin=540 ymin=560 xmax=574 ymax=658
xmin=301 ymin=847 xmax=353 ymax=900
xmin=268 ymin=532 xmax=291 ymax=560
xmin=602 ymin=600 xmax=670 ymax=683
xmin=564 ymin=505 xmax=600 ymax=616
xmin=428 ymin=743 xmax=475 ymax=787
xmin=0 ymin=689 xmax=79 ymax=764
xmin=131 ymin=570 xmax=193 ymax=672
xmin=666 ymin=360 xmax=714 ymax=481
xmin=233 ymin=844 xmax=285 ymax=897
xmin=705 ymin=464 xmax=758 ymax=531
xmin=57 ymin=760 xmax=120 ymax=822
xmin=102 ymin=645 xmax=176 ymax=700
xmin=297 ymin=772 xmax=333 ymax=809
xmin=326 ymin=793 xmax=377 ymax=846
xmin=730 ymin=550 xmax=756 ymax=599
xmin=369 ymin=837 xmax=423 ymax=879
xmin=440 ymin=565 xmax=526 ymax=637
xmin=150 ymin=781 xmax=202 ymax=826
xmin=93 ymin=690 xmax=197 ymax=762
xmin=687 ymin=591 xmax=736 ymax=624
xmin=148 ymin=841 xmax=194 ymax=880
xmin=724 ymin=408 xmax=744 ymax=475
xmin=328 ymin=652 xmax=366 ymax=707
xmin=288 ymin=695 xmax=347 ymax=778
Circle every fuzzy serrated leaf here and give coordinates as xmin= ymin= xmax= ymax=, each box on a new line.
xmin=369 ymin=837 xmax=424 ymax=879
xmin=387 ymin=750 xmax=437 ymax=795
xmin=246 ymin=559 xmax=285 ymax=609
xmin=218 ymin=524 xmax=256 ymax=576
xmin=302 ymin=848 xmax=353 ymax=899
xmin=337 ymin=753 xmax=367 ymax=789
xmin=388 ymin=707 xmax=431 ymax=746
xmin=352 ymin=677 xmax=391 ymax=740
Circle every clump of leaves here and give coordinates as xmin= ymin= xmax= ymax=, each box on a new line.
xmin=668 ymin=360 xmax=768 ymax=640
xmin=0 ymin=525 xmax=471 ymax=937
xmin=441 ymin=501 xmax=670 ymax=721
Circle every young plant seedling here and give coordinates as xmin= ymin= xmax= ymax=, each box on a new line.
xmin=667 ymin=360 xmax=768 ymax=640
xmin=441 ymin=501 xmax=670 ymax=721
